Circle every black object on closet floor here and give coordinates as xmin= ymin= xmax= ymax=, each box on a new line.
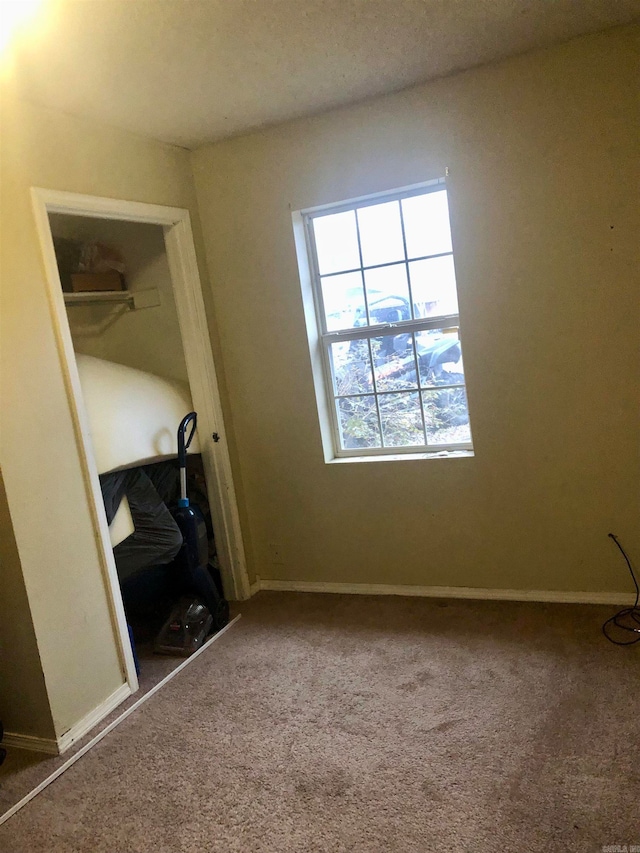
xmin=101 ymin=443 xmax=228 ymax=657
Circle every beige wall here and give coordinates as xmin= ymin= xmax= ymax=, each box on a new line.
xmin=192 ymin=26 xmax=640 ymax=594
xmin=0 ymin=470 xmax=55 ymax=739
xmin=0 ymin=91 xmax=242 ymax=740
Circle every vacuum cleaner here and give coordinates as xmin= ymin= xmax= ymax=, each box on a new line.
xmin=154 ymin=412 xmax=229 ymax=656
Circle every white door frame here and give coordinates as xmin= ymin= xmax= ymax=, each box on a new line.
xmin=31 ymin=188 xmax=251 ymax=694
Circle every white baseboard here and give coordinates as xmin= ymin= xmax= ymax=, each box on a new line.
xmin=249 ymin=577 xmax=261 ymax=597
xmin=256 ymin=578 xmax=634 ymax=606
xmin=5 ymin=682 xmax=131 ymax=756
xmin=2 ymin=732 xmax=60 ymax=755
xmin=56 ymin=682 xmax=131 ymax=754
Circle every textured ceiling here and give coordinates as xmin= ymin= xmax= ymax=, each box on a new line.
xmin=8 ymin=0 xmax=640 ymax=149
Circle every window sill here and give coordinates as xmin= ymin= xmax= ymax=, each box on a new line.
xmin=327 ymin=449 xmax=474 ymax=464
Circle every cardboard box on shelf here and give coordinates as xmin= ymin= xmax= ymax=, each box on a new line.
xmin=70 ymin=271 xmax=126 ymax=293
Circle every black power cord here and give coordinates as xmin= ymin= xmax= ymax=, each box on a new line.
xmin=602 ymin=533 xmax=640 ymax=646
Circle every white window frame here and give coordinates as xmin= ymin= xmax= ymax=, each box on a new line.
xmin=294 ymin=178 xmax=473 ymax=461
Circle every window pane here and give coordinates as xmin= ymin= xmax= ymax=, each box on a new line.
xmin=330 ymin=338 xmax=373 ymax=395
xmin=401 ymin=190 xmax=452 ymax=259
xmin=371 ymin=333 xmax=418 ymax=392
xmin=422 ymin=388 xmax=471 ymax=446
xmin=321 ymin=271 xmax=365 ymax=331
xmin=379 ymin=392 xmax=424 ymax=448
xmin=313 ymin=211 xmax=360 ymax=275
xmin=363 ymin=264 xmax=411 ymax=326
xmin=337 ymin=395 xmax=381 ymax=449
xmin=415 ymin=328 xmax=465 ymax=388
xmin=409 ymin=255 xmax=458 ymax=318
xmin=357 ymin=201 xmax=405 ymax=267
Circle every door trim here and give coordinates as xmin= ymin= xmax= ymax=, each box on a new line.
xmin=30 ymin=188 xmax=251 ymax=696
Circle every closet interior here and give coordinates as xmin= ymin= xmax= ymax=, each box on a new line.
xmin=49 ymin=212 xmax=227 ymax=686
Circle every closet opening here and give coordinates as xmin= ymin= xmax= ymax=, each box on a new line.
xmin=32 ymin=189 xmax=250 ymax=705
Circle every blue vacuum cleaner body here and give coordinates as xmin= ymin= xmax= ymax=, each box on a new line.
xmin=155 ymin=412 xmax=229 ymax=656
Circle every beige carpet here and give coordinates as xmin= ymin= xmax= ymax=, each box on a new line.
xmin=0 ymin=640 xmax=188 ymax=816
xmin=1 ymin=592 xmax=638 ymax=852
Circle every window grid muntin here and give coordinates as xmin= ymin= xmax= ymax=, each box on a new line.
xmin=332 ymin=391 xmax=471 ymax=455
xmin=366 ymin=337 xmax=385 ymax=440
xmin=309 ymin=183 xmax=450 ymax=338
xmin=320 ymin=249 xmax=454 ymax=280
xmin=323 ymin=329 xmax=471 ymax=454
xmin=315 ymin=248 xmax=457 ymax=335
xmin=352 ymin=199 xmax=372 ymax=327
xmin=320 ymin=247 xmax=456 ymax=334
xmin=397 ymin=195 xmax=418 ymax=323
xmin=332 ymin=383 xmax=466 ymax=401
xmin=304 ymin=182 xmax=471 ymax=457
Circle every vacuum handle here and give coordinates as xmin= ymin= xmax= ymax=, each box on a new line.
xmin=178 ymin=412 xmax=197 ymax=504
xmin=178 ymin=411 xmax=197 ymax=467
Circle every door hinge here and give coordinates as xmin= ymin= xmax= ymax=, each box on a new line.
xmin=212 ymin=432 xmax=220 ymax=443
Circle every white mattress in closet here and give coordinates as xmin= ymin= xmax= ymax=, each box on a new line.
xmin=75 ymin=354 xmax=199 ymax=547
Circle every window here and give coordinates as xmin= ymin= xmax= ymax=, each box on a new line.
xmin=297 ymin=178 xmax=473 ymax=460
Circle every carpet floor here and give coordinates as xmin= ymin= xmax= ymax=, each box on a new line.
xmin=0 ymin=638 xmax=194 ymax=816
xmin=0 ymin=591 xmax=638 ymax=852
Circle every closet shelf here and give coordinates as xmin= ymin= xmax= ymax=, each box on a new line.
xmin=63 ymin=289 xmax=160 ymax=310
xmin=64 ymin=290 xmax=133 ymax=306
